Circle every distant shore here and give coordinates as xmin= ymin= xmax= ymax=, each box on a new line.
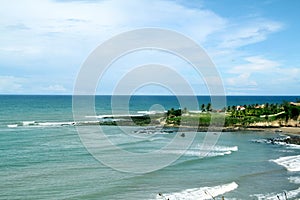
xmin=235 ymin=126 xmax=300 ymax=135
xmin=91 ymin=106 xmax=300 ymax=134
xmin=161 ymin=125 xmax=300 ymax=134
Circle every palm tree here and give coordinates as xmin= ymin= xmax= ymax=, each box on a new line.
xmin=227 ymin=106 xmax=231 ymax=112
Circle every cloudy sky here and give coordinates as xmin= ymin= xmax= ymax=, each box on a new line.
xmin=1 ymin=0 xmax=299 ymax=95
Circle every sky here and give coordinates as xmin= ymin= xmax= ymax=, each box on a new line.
xmin=0 ymin=0 xmax=300 ymax=95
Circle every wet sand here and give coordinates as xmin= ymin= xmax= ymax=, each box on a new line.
xmin=280 ymin=127 xmax=300 ymax=135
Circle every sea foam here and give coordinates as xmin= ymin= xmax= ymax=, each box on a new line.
xmin=162 ymin=145 xmax=238 ymax=158
xmin=271 ymin=155 xmax=300 ymax=172
xmin=252 ymin=138 xmax=300 ymax=149
xmin=289 ymin=176 xmax=300 ymax=184
xmin=8 ymin=121 xmax=79 ymax=128
xmin=155 ymin=182 xmax=238 ymax=200
xmin=22 ymin=121 xmax=35 ymax=126
xmin=37 ymin=122 xmax=76 ymax=126
xmin=7 ymin=124 xmax=18 ymax=128
xmin=252 ymin=187 xmax=300 ymax=200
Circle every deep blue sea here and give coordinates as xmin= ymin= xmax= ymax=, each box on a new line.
xmin=1 ymin=95 xmax=300 ymax=199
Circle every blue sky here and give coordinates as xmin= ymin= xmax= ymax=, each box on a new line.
xmin=0 ymin=0 xmax=299 ymax=95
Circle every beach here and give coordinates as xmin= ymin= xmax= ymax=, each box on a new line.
xmin=280 ymin=127 xmax=300 ymax=135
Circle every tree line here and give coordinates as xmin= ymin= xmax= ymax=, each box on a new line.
xmin=165 ymin=100 xmax=300 ymax=126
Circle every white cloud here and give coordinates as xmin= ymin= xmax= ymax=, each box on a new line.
xmin=225 ymin=56 xmax=279 ymax=93
xmin=228 ymin=56 xmax=281 ymax=74
xmin=0 ymin=0 xmax=228 ymax=73
xmin=43 ymin=84 xmax=67 ymax=93
xmin=272 ymin=67 xmax=300 ymax=87
xmin=224 ymin=56 xmax=300 ymax=94
xmin=0 ymin=75 xmax=70 ymax=94
xmin=0 ymin=0 xmax=293 ymax=95
xmin=226 ymin=73 xmax=257 ymax=87
xmin=218 ymin=20 xmax=283 ymax=49
xmin=0 ymin=76 xmax=26 ymax=93
xmin=0 ymin=46 xmax=41 ymax=55
xmin=0 ymin=0 xmax=226 ymax=42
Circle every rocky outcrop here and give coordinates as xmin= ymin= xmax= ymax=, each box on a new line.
xmin=266 ymin=136 xmax=300 ymax=145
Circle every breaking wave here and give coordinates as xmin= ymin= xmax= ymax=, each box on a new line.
xmin=155 ymin=182 xmax=238 ymax=200
xmin=271 ymin=155 xmax=300 ymax=172
xmin=252 ymin=187 xmax=300 ymax=200
xmin=289 ymin=176 xmax=300 ymax=184
xmin=161 ymin=145 xmax=238 ymax=158
xmin=252 ymin=137 xmax=300 ymax=149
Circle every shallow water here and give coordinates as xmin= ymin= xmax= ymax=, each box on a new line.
xmin=1 ymin=95 xmax=300 ymax=199
xmin=1 ymin=125 xmax=300 ymax=199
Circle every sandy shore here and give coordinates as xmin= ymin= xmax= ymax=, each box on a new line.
xmin=241 ymin=127 xmax=300 ymax=135
xmin=279 ymin=127 xmax=300 ymax=135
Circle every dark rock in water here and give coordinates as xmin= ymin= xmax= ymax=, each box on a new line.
xmin=283 ymin=136 xmax=300 ymax=145
xmin=265 ymin=136 xmax=300 ymax=145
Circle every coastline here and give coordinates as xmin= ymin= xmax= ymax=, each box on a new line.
xmin=278 ymin=127 xmax=300 ymax=135
xmin=239 ymin=126 xmax=300 ymax=135
xmin=164 ymin=125 xmax=300 ymax=134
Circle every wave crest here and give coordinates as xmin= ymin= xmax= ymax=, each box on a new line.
xmin=155 ymin=182 xmax=238 ymax=200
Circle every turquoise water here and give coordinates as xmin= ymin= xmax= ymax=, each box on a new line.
xmin=1 ymin=95 xmax=300 ymax=199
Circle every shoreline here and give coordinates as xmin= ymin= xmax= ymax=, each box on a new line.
xmin=130 ymin=124 xmax=300 ymax=135
xmin=277 ymin=127 xmax=300 ymax=135
xmin=230 ymin=126 xmax=300 ymax=135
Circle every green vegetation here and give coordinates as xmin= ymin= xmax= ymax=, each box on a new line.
xmin=225 ymin=101 xmax=300 ymax=125
xmin=97 ymin=100 xmax=300 ymax=128
xmin=131 ymin=115 xmax=152 ymax=126
xmin=165 ymin=100 xmax=300 ymax=128
xmin=166 ymin=108 xmax=182 ymax=125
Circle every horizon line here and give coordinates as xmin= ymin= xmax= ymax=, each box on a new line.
xmin=0 ymin=94 xmax=299 ymax=97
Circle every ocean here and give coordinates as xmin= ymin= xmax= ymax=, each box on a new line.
xmin=1 ymin=95 xmax=300 ymax=199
